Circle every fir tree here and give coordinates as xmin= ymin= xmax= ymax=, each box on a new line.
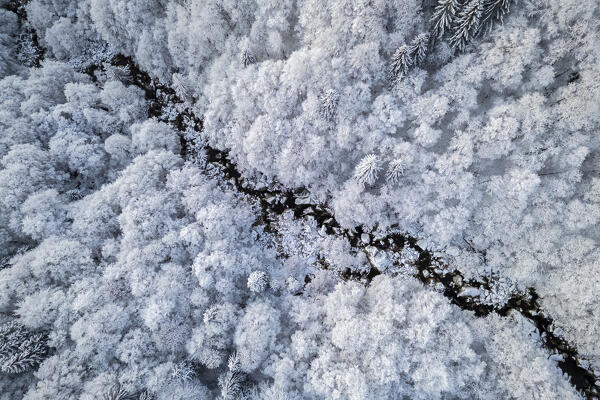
xmin=390 ymin=45 xmax=413 ymax=81
xmin=319 ymin=89 xmax=339 ymax=120
xmin=104 ymin=63 xmax=132 ymax=83
xmin=224 ymin=352 xmax=245 ymax=395
xmin=101 ymin=384 xmax=136 ymax=400
xmin=0 ymin=321 xmax=49 ymax=375
xmin=203 ymin=305 xmax=220 ymax=324
xmin=450 ymin=0 xmax=484 ymax=51
xmin=431 ymin=0 xmax=462 ymax=39
xmin=409 ymin=33 xmax=430 ymax=66
xmin=386 ymin=159 xmax=406 ymax=185
xmin=354 ymin=154 xmax=382 ymax=186
xmin=172 ymin=73 xmax=193 ymax=102
xmin=171 ymin=361 xmax=196 ymax=382
xmin=480 ymin=0 xmax=513 ymax=34
xmin=228 ymin=352 xmax=241 ymax=372
xmin=66 ymin=189 xmax=84 ymax=201
xmin=219 ymin=370 xmax=243 ymax=399
xmin=240 ymin=49 xmax=255 ymax=67
xmin=138 ymin=392 xmax=153 ymax=400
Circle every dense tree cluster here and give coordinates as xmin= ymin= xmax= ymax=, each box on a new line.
xmin=0 ymin=0 xmax=599 ymax=397
xmin=0 ymin=55 xmax=584 ymax=399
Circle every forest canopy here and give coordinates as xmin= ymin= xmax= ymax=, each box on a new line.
xmin=0 ymin=0 xmax=599 ymax=398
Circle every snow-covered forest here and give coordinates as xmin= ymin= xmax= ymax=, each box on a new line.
xmin=0 ymin=0 xmax=599 ymax=398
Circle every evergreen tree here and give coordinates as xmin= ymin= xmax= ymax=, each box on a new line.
xmin=480 ymin=0 xmax=513 ymax=33
xmin=431 ymin=0 xmax=462 ymax=39
xmin=240 ymin=49 xmax=255 ymax=67
xmin=390 ymin=45 xmax=413 ymax=81
xmin=450 ymin=0 xmax=483 ymax=51
xmin=220 ymin=353 xmax=244 ymax=400
xmin=104 ymin=63 xmax=132 ymax=83
xmin=218 ymin=371 xmax=243 ymax=400
xmin=386 ymin=159 xmax=406 ymax=185
xmin=319 ymin=89 xmax=339 ymax=120
xmin=354 ymin=154 xmax=382 ymax=186
xmin=138 ymin=392 xmax=153 ymax=400
xmin=171 ymin=361 xmax=196 ymax=382
xmin=101 ymin=384 xmax=136 ymax=400
xmin=0 ymin=321 xmax=49 ymax=374
xmin=227 ymin=352 xmax=241 ymax=372
xmin=172 ymin=73 xmax=193 ymax=102
xmin=409 ymin=33 xmax=430 ymax=66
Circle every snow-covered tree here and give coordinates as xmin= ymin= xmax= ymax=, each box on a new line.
xmin=319 ymin=89 xmax=339 ymax=120
xmin=247 ymin=271 xmax=269 ymax=293
xmin=386 ymin=158 xmax=406 ymax=184
xmin=354 ymin=154 xmax=382 ymax=187
xmin=431 ymin=0 xmax=461 ymax=39
xmin=450 ymin=0 xmax=484 ymax=51
xmin=480 ymin=0 xmax=514 ymax=33
xmin=390 ymin=45 xmax=413 ymax=81
xmin=0 ymin=321 xmax=48 ymax=374
xmin=101 ymin=384 xmax=136 ymax=400
xmin=1 ymin=0 xmax=599 ymax=398
xmin=409 ymin=33 xmax=429 ymax=66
